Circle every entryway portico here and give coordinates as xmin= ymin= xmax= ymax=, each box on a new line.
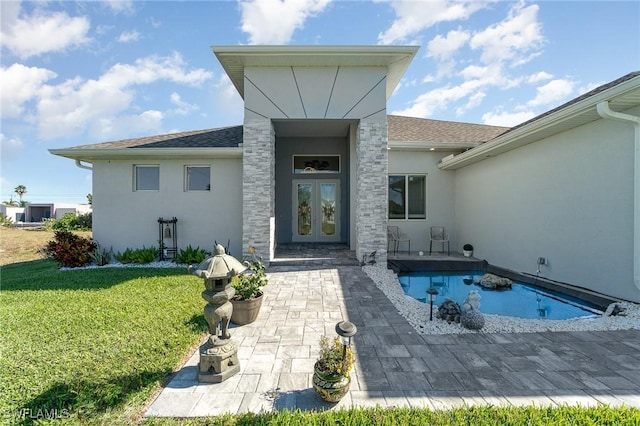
xmin=213 ymin=45 xmax=418 ymax=264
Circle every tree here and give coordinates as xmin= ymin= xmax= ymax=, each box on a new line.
xmin=87 ymin=193 xmax=92 ymax=205
xmin=14 ymin=185 xmax=26 ymax=204
xmin=2 ymin=195 xmax=18 ymax=206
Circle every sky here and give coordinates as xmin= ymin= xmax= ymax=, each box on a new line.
xmin=1 ymin=0 xmax=639 ymax=205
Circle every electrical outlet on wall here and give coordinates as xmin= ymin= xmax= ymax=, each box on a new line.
xmin=537 ymin=257 xmax=547 ymax=266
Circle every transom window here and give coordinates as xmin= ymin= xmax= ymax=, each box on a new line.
xmin=388 ymin=174 xmax=426 ymax=220
xmin=134 ymin=165 xmax=159 ymax=191
xmin=293 ymin=155 xmax=340 ymax=174
xmin=185 ymin=166 xmax=210 ymax=191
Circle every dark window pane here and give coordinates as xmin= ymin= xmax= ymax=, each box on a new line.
xmin=135 ymin=166 xmax=159 ymax=191
xmin=388 ymin=175 xmax=406 ymax=219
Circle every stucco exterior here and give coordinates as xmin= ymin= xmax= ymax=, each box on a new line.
xmin=92 ymin=157 xmax=242 ymax=255
xmin=453 ymin=106 xmax=640 ymax=302
xmin=387 ymin=150 xmax=456 ymax=253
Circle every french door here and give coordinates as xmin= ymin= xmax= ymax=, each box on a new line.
xmin=292 ymin=179 xmax=340 ymax=242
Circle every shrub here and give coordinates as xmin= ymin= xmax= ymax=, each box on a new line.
xmin=91 ymin=242 xmax=113 ymax=266
xmin=0 ymin=213 xmax=13 ymax=227
xmin=115 ymin=246 xmax=158 ymax=264
xmin=42 ymin=230 xmax=97 ymax=267
xmin=174 ymin=245 xmax=209 ymax=264
xmin=231 ymin=258 xmax=267 ymax=300
xmin=50 ymin=212 xmax=92 ymax=231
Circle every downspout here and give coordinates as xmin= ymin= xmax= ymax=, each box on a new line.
xmin=597 ymin=101 xmax=640 ymax=292
xmin=75 ymin=160 xmax=93 ymax=170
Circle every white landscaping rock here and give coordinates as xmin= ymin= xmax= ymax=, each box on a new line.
xmin=362 ymin=264 xmax=640 ymax=335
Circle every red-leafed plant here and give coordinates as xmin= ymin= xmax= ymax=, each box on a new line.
xmin=42 ymin=230 xmax=97 ymax=268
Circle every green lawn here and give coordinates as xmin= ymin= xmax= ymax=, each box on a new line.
xmin=0 ymin=260 xmax=206 ymax=424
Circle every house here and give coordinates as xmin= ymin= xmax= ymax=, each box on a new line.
xmin=1 ymin=203 xmax=91 ymax=223
xmin=50 ymin=45 xmax=640 ymax=303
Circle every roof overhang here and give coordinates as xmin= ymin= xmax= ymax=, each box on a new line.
xmin=48 ymin=147 xmax=243 ymax=163
xmin=439 ymin=74 xmax=640 ymax=170
xmin=212 ymin=45 xmax=419 ymax=100
xmin=388 ymin=140 xmax=480 ymax=152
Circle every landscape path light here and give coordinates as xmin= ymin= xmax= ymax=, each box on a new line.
xmin=427 ymin=286 xmax=439 ymax=321
xmin=335 ymin=320 xmax=357 ymax=359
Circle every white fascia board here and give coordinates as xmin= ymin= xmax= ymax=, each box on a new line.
xmin=438 ymin=75 xmax=640 ymax=170
xmin=49 ymin=147 xmax=243 ymax=162
xmin=388 ymin=140 xmax=479 ymax=151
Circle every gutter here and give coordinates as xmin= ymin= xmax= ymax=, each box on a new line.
xmin=49 ymin=147 xmax=244 ymax=161
xmin=75 ymin=160 xmax=93 ymax=170
xmin=597 ymin=101 xmax=640 ymax=292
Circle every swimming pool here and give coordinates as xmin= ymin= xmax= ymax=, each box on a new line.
xmin=398 ymin=271 xmax=601 ymax=320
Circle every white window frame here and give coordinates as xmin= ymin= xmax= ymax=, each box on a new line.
xmin=133 ymin=165 xmax=160 ymax=191
xmin=184 ymin=165 xmax=211 ymax=191
xmin=292 ymin=155 xmax=341 ymax=174
xmin=388 ymin=174 xmax=427 ymax=220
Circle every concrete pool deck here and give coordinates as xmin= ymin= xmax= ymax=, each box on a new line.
xmin=145 ymin=246 xmax=640 ymax=418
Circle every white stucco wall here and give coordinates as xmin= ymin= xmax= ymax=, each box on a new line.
xmin=388 ymin=150 xmax=457 ymax=253
xmin=92 ymin=157 xmax=243 ymax=256
xmin=454 ymin=110 xmax=639 ymax=302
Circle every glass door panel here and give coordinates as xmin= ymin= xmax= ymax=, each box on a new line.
xmin=320 ymin=183 xmax=336 ymax=236
xmin=296 ymin=183 xmax=313 ymax=237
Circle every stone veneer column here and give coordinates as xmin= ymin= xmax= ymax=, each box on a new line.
xmin=242 ymin=117 xmax=275 ymax=263
xmin=356 ymin=119 xmax=388 ymax=264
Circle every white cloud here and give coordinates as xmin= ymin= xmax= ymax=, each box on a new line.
xmin=240 ymin=0 xmax=331 ymax=44
xmin=118 ymin=30 xmax=141 ymax=43
xmin=169 ymin=93 xmax=198 ymax=116
xmin=527 ymin=71 xmax=553 ymax=83
xmin=35 ymin=53 xmax=212 ymax=139
xmin=482 ymin=109 xmax=536 ymax=127
xmin=0 ymin=133 xmax=24 ymax=160
xmin=470 ymin=1 xmax=544 ymax=65
xmin=378 ymin=0 xmax=491 ymax=44
xmin=1 ymin=5 xmax=91 ymax=59
xmin=103 ymin=1 xmax=136 ymax=15
xmin=427 ymin=28 xmax=470 ymax=60
xmin=527 ymin=79 xmax=575 ymax=108
xmin=0 ymin=64 xmax=57 ymax=118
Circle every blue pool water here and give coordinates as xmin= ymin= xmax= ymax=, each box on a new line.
xmin=399 ymin=271 xmax=601 ymax=320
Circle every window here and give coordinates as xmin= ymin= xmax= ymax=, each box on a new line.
xmin=293 ymin=155 xmax=340 ymax=174
xmin=134 ymin=165 xmax=159 ymax=191
xmin=388 ymin=174 xmax=426 ymax=220
xmin=185 ymin=166 xmax=210 ymax=191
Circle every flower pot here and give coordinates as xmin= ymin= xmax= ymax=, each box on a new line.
xmin=463 ymin=250 xmax=473 ymax=257
xmin=230 ymin=292 xmax=263 ymax=325
xmin=312 ymin=361 xmax=351 ymax=402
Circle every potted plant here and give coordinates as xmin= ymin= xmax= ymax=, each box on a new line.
xmin=230 ymin=256 xmax=267 ymax=325
xmin=312 ymin=335 xmax=354 ymax=402
xmin=463 ymin=244 xmax=474 ymax=257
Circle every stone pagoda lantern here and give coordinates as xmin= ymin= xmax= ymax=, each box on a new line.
xmin=188 ymin=244 xmax=247 ymax=383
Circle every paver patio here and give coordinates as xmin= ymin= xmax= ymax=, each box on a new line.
xmin=145 ymin=246 xmax=640 ymax=417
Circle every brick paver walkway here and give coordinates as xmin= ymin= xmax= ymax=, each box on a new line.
xmin=146 ymin=247 xmax=640 ymax=417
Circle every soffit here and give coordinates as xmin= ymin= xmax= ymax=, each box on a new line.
xmin=213 ymin=45 xmax=419 ymax=100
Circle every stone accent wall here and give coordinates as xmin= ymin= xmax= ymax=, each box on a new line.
xmin=356 ymin=119 xmax=388 ymax=263
xmin=242 ymin=117 xmax=275 ymax=263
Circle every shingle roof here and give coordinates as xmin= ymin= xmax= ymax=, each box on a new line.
xmin=387 ymin=115 xmax=509 ymax=144
xmin=64 ymin=116 xmax=508 ymax=151
xmin=68 ymin=126 xmax=243 ymax=150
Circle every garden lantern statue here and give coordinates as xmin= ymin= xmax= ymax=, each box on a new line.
xmin=427 ymin=286 xmax=439 ymax=321
xmin=189 ymin=244 xmax=247 ymax=383
xmin=335 ymin=320 xmax=357 ymax=359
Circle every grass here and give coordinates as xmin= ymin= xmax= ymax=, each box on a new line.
xmin=1 ymin=227 xmax=639 ymax=425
